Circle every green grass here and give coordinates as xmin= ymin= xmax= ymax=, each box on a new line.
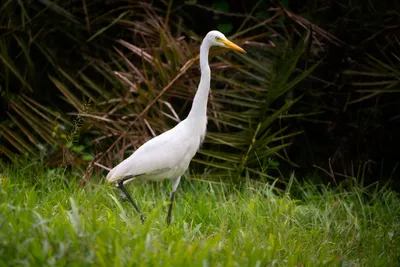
xmin=0 ymin=163 xmax=399 ymax=266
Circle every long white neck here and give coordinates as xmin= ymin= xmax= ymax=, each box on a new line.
xmin=187 ymin=41 xmax=211 ymax=121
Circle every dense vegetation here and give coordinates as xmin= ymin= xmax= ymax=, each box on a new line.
xmin=1 ymin=163 xmax=399 ymax=266
xmin=1 ymin=0 xmax=399 ymax=187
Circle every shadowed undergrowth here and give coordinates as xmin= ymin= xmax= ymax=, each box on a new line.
xmin=1 ymin=1 xmax=400 ymax=188
xmin=0 ymin=163 xmax=399 ymax=266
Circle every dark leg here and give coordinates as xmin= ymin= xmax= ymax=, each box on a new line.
xmin=166 ymin=191 xmax=176 ymax=225
xmin=166 ymin=176 xmax=182 ymax=225
xmin=117 ymin=176 xmax=145 ymax=223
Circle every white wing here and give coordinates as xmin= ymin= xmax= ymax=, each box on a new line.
xmin=106 ymin=120 xmax=200 ymax=182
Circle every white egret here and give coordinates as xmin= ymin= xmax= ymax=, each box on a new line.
xmin=106 ymin=30 xmax=246 ymax=224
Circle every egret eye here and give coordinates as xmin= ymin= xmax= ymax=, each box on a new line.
xmin=215 ymin=36 xmax=221 ymax=42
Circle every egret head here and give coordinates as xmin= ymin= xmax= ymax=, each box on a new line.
xmin=205 ymin=30 xmax=246 ymax=53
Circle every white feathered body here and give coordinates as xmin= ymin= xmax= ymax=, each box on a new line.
xmin=106 ymin=117 xmax=207 ymax=183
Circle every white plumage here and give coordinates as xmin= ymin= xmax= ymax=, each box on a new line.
xmin=106 ymin=30 xmax=246 ymax=224
xmin=107 ymin=119 xmax=202 ymax=183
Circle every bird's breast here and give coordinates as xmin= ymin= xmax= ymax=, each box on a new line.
xmin=198 ymin=116 xmax=207 ymax=144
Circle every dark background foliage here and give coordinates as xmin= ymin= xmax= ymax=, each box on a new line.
xmin=1 ymin=0 xmax=399 ymax=189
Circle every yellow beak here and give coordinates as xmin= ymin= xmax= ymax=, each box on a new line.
xmin=221 ymin=39 xmax=246 ymax=54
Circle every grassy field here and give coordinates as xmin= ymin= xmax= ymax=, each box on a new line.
xmin=0 ymin=163 xmax=399 ymax=266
